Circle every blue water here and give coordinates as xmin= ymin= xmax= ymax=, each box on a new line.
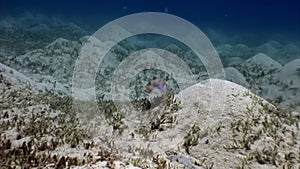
xmin=1 ymin=0 xmax=299 ymax=44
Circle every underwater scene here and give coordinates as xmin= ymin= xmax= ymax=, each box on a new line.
xmin=0 ymin=0 xmax=300 ymax=168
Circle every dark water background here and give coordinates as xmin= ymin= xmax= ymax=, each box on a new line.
xmin=1 ymin=0 xmax=299 ymax=45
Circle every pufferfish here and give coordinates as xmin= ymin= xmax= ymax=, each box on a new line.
xmin=144 ymin=78 xmax=168 ymax=109
xmin=145 ymin=78 xmax=167 ymax=94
